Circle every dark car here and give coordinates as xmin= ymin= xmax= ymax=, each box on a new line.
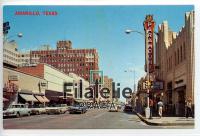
xmin=123 ymin=104 xmax=133 ymax=112
xmin=68 ymin=104 xmax=87 ymax=114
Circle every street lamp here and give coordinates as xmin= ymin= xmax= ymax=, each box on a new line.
xmin=125 ymin=29 xmax=145 ymax=36
xmin=3 ymin=33 xmax=23 ymax=44
xmin=125 ymin=27 xmax=158 ymax=119
xmin=125 ymin=29 xmax=158 ymax=36
xmin=124 ymin=69 xmax=136 ymax=92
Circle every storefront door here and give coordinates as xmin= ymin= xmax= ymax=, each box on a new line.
xmin=177 ymin=90 xmax=185 ymax=116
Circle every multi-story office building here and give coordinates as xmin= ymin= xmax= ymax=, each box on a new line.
xmin=155 ymin=11 xmax=194 ymax=116
xmin=30 ymin=40 xmax=99 ymax=81
xmin=19 ymin=51 xmax=31 ymax=67
xmin=3 ymin=41 xmax=20 ymax=68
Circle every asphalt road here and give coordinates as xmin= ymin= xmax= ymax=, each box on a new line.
xmin=3 ymin=109 xmax=193 ymax=129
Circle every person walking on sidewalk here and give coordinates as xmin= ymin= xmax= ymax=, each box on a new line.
xmin=157 ymin=99 xmax=164 ymax=118
xmin=149 ymin=98 xmax=153 ymax=119
xmin=186 ymin=98 xmax=193 ymax=118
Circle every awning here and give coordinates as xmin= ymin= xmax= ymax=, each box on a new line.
xmin=42 ymin=96 xmax=50 ymax=102
xmin=19 ymin=94 xmax=38 ymax=102
xmin=35 ymin=95 xmax=46 ymax=103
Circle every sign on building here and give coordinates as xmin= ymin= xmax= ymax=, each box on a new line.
xmin=8 ymin=75 xmax=19 ymax=81
xmin=143 ymin=15 xmax=155 ymax=73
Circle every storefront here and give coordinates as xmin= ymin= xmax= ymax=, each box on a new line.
xmin=174 ymin=85 xmax=186 ymax=116
xmin=18 ymin=90 xmax=50 ymax=107
xmin=3 ymin=67 xmax=48 ymax=109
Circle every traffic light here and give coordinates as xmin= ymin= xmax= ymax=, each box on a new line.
xmin=3 ymin=22 xmax=10 ymax=35
xmin=143 ymin=80 xmax=153 ymax=89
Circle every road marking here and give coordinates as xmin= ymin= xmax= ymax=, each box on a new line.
xmin=92 ymin=111 xmax=107 ymax=119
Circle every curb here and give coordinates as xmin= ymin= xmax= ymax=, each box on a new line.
xmin=133 ymin=110 xmax=194 ymax=126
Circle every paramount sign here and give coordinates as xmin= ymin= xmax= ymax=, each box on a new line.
xmin=144 ymin=15 xmax=155 ymax=73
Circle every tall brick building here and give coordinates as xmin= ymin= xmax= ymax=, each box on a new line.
xmin=30 ymin=40 xmax=99 ymax=81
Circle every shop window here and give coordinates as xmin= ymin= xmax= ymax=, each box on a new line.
xmin=181 ymin=45 xmax=183 ymax=62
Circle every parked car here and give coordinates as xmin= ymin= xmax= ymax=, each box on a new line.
xmin=68 ymin=104 xmax=87 ymax=114
xmin=3 ymin=104 xmax=31 ymax=118
xmin=30 ymin=105 xmax=47 ymax=115
xmin=46 ymin=104 xmax=68 ymax=115
xmin=123 ymin=104 xmax=133 ymax=112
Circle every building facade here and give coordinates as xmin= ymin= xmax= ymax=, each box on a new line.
xmin=3 ymin=67 xmax=48 ymax=109
xmin=155 ymin=11 xmax=194 ymax=116
xmin=30 ymin=40 xmax=99 ymax=81
xmin=3 ymin=41 xmax=19 ymax=68
xmin=17 ymin=63 xmax=90 ymax=105
xmin=103 ymin=76 xmax=113 ymax=102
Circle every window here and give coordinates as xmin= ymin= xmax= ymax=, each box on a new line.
xmin=184 ymin=43 xmax=186 ymax=59
xmin=181 ymin=46 xmax=183 ymax=62
xmin=177 ymin=48 xmax=179 ymax=64
xmin=174 ymin=51 xmax=176 ymax=65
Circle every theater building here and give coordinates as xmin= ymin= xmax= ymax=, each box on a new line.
xmin=155 ymin=11 xmax=194 ymax=116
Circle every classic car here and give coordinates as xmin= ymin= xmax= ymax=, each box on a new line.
xmin=46 ymin=104 xmax=68 ymax=114
xmin=30 ymin=105 xmax=47 ymax=115
xmin=68 ymin=104 xmax=87 ymax=114
xmin=123 ymin=104 xmax=133 ymax=112
xmin=3 ymin=104 xmax=31 ymax=118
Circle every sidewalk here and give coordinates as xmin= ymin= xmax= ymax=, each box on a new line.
xmin=134 ymin=111 xmax=194 ymax=126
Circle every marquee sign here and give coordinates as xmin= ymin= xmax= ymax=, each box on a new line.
xmin=144 ymin=15 xmax=155 ymax=73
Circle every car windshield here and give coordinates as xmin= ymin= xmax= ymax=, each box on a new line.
xmin=33 ymin=105 xmax=45 ymax=108
xmin=73 ymin=104 xmax=80 ymax=107
xmin=10 ymin=105 xmax=21 ymax=108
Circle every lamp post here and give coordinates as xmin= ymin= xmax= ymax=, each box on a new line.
xmin=124 ymin=69 xmax=136 ymax=92
xmin=125 ymin=18 xmax=158 ymax=118
xmin=3 ymin=33 xmax=23 ymax=44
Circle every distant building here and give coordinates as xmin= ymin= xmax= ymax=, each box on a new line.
xmin=3 ymin=41 xmax=19 ymax=68
xmin=19 ymin=51 xmax=31 ymax=67
xmin=103 ymin=76 xmax=113 ymax=102
xmin=30 ymin=40 xmax=99 ymax=81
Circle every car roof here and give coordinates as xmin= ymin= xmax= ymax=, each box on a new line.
xmin=12 ymin=104 xmax=25 ymax=106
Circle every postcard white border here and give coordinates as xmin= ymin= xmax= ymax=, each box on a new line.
xmin=0 ymin=0 xmax=200 ymax=136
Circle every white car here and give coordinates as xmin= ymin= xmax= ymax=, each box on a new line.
xmin=30 ymin=106 xmax=47 ymax=115
xmin=46 ymin=104 xmax=68 ymax=114
xmin=3 ymin=104 xmax=31 ymax=118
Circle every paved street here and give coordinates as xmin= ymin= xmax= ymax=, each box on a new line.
xmin=3 ymin=109 xmax=193 ymax=129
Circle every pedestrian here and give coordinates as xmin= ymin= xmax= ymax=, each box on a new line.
xmin=149 ymin=98 xmax=153 ymax=119
xmin=185 ymin=98 xmax=193 ymax=118
xmin=157 ymin=99 xmax=164 ymax=118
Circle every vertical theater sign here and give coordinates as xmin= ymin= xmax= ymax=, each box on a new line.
xmin=143 ymin=15 xmax=155 ymax=73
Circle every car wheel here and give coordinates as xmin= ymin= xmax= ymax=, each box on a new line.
xmin=27 ymin=112 xmax=31 ymax=116
xmin=16 ymin=113 xmax=20 ymax=118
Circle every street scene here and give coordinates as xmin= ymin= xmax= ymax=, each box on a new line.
xmin=3 ymin=109 xmax=193 ymax=129
xmin=2 ymin=5 xmax=195 ymax=129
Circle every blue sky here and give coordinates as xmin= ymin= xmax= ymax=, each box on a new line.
xmin=3 ymin=5 xmax=194 ymax=98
